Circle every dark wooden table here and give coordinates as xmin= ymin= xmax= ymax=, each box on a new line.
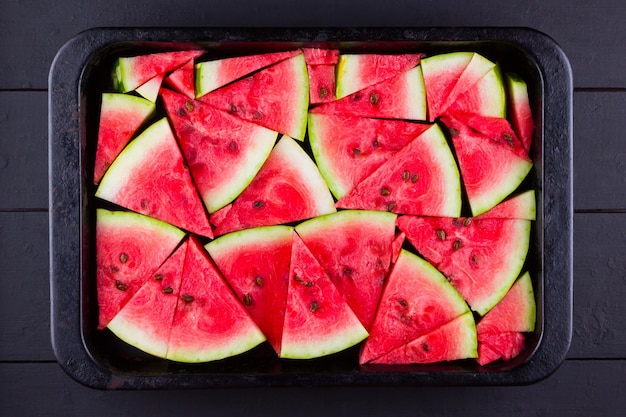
xmin=2 ymin=0 xmax=625 ymax=415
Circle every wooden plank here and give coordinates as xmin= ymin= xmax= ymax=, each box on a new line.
xmin=574 ymin=91 xmax=626 ymax=210
xmin=0 ymin=92 xmax=48 ymax=209
xmin=0 ymin=212 xmax=52 ymax=361
xmin=1 ymin=0 xmax=625 ymax=90
xmin=0 ymin=360 xmax=624 ymax=416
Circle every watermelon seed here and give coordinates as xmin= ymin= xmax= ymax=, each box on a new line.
xmin=243 ymin=293 xmax=253 ymax=306
xmin=503 ymin=132 xmax=514 ymax=146
xmin=115 ymin=280 xmax=127 ymax=291
xmin=397 ymin=298 xmax=408 ymax=307
xmin=319 ymin=86 xmax=328 ymax=98
xmin=343 ymin=267 xmax=354 ymax=277
xmin=185 ymin=101 xmax=194 ymax=112
xmin=380 ymin=187 xmax=391 ymax=196
xmin=310 ymin=301 xmax=319 ymax=313
xmin=228 ymin=140 xmax=239 ymax=153
xmin=369 ymin=92 xmax=379 ymax=105
xmin=229 ymin=103 xmax=237 ymax=113
xmin=177 ymin=108 xmax=186 ymax=116
xmin=421 ymin=342 xmax=429 ymax=352
xmin=181 ymin=294 xmax=194 ymax=303
xmin=162 ymin=287 xmax=174 ymax=294
xmin=453 ymin=240 xmax=463 ymax=251
xmin=449 ymin=127 xmax=460 ymax=137
xmin=294 ymin=274 xmax=314 ymax=287
xmin=372 ymin=138 xmax=379 ymax=148
xmin=386 ymin=201 xmax=397 ymax=212
xmin=119 ymin=253 xmax=128 ymax=263
xmin=252 ymin=111 xmax=263 ymax=120
xmin=109 ymin=266 xmax=119 ymax=273
xmin=353 ymin=148 xmax=362 ymax=156
xmin=154 ymin=273 xmax=163 ymax=281
xmin=353 ymin=92 xmax=363 ymax=101
xmin=410 ymin=173 xmax=419 ymax=183
xmin=402 ymin=170 xmax=410 ymax=181
xmin=254 ymin=276 xmax=264 ymax=287
xmin=253 ymin=200 xmax=265 ymax=209
xmin=140 ymin=199 xmax=150 ymax=210
xmin=470 ymin=254 xmax=479 ymax=266
xmin=463 ymin=218 xmax=472 ymax=226
xmin=436 ymin=229 xmax=446 ymax=241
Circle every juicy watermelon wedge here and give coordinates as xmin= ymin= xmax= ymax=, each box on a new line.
xmin=106 ymin=240 xmax=188 ymax=358
xmin=211 ymin=136 xmax=336 ymax=236
xmin=160 ymin=89 xmax=278 ymax=213
xmin=280 ymin=233 xmax=368 ymax=359
xmin=195 ymin=50 xmax=301 ymax=97
xmin=95 ymin=117 xmax=214 ymax=238
xmin=295 ymin=210 xmax=397 ymax=330
xmin=370 ymin=312 xmax=477 ymax=364
xmin=93 ymin=93 xmax=155 ymax=184
xmin=135 ymin=74 xmax=164 ymax=102
xmin=310 ymin=65 xmax=427 ymax=121
xmin=474 ymin=190 xmax=536 ymax=221
xmin=198 ymin=53 xmax=310 ymax=140
xmin=205 ymin=226 xmax=294 ymax=355
xmin=166 ymin=237 xmax=266 ymax=363
xmin=113 ymin=50 xmax=205 ymax=93
xmin=96 ymin=209 xmax=185 ymax=329
xmin=336 ymin=123 xmax=462 ymax=217
xmin=302 ymin=48 xmax=340 ymax=65
xmin=308 ymin=113 xmax=432 ymax=199
xmin=335 ymin=53 xmax=424 ymax=98
xmin=164 ymin=59 xmax=196 ymax=99
xmin=445 ymin=65 xmax=506 ymax=118
xmin=397 ymin=215 xmax=531 ymax=316
xmin=360 ymin=249 xmax=470 ymax=364
xmin=505 ymin=72 xmax=534 ymax=153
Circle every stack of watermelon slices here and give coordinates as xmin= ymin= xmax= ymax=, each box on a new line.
xmin=92 ymin=47 xmax=537 ymax=367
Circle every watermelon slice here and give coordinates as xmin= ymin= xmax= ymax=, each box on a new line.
xmin=95 ymin=117 xmax=214 ymax=237
xmin=198 ymin=53 xmax=309 ymax=140
xmin=336 ymin=123 xmax=462 ymax=217
xmin=164 ymin=59 xmax=196 ymax=99
xmin=335 ymin=53 xmax=423 ymax=98
xmin=302 ymin=48 xmax=340 ymax=65
xmin=360 ymin=249 xmax=470 ymax=364
xmin=440 ymin=113 xmax=533 ymax=216
xmin=93 ymin=93 xmax=155 ymax=184
xmin=308 ymin=113 xmax=432 ymax=199
xmin=113 ymin=50 xmax=205 ymax=93
xmin=160 ymin=88 xmax=278 ymax=213
xmin=135 ymin=74 xmax=164 ymax=102
xmin=106 ymin=240 xmax=188 ymax=358
xmin=295 ymin=210 xmax=397 ymax=330
xmin=307 ymin=64 xmax=337 ymax=104
xmin=474 ymin=190 xmax=536 ymax=221
xmin=310 ymin=66 xmax=427 ymax=121
xmin=211 ymin=136 xmax=336 ymax=236
xmin=280 ymin=233 xmax=368 ymax=359
xmin=195 ymin=50 xmax=301 ymax=97
xmin=96 ymin=209 xmax=185 ymax=329
xmin=505 ymin=72 xmax=534 ymax=154
xmin=397 ymin=215 xmax=531 ymax=316
xmin=445 ymin=65 xmax=506 ymax=118
xmin=370 ymin=312 xmax=477 ymax=364
xmin=205 ymin=225 xmax=293 ymax=355
xmin=166 ymin=236 xmax=266 ymax=363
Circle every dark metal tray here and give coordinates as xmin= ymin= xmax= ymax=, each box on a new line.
xmin=49 ymin=27 xmax=572 ymax=389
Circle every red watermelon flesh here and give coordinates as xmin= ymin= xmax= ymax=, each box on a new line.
xmin=335 ymin=53 xmax=423 ymax=98
xmin=477 ymin=331 xmax=525 ymax=365
xmin=205 ymin=226 xmax=293 ymax=355
xmin=93 ymin=93 xmax=155 ymax=184
xmin=397 ymin=215 xmax=530 ymax=316
xmin=370 ymin=312 xmax=477 ymax=364
xmin=440 ymin=113 xmax=533 ymax=216
xmin=505 ymin=72 xmax=534 ymax=154
xmin=474 ymin=190 xmax=536 ymax=221
xmin=195 ymin=50 xmax=301 ymax=97
xmin=280 ymin=233 xmax=368 ymax=359
xmin=445 ymin=66 xmax=506 ymax=118
xmin=96 ymin=209 xmax=185 ymax=329
xmin=212 ymin=136 xmax=336 ymax=236
xmin=114 ymin=50 xmax=205 ymax=93
xmin=307 ymin=64 xmax=337 ymax=104
xmin=295 ymin=210 xmax=397 ymax=330
xmin=165 ymin=59 xmax=196 ymax=99
xmin=166 ymin=237 xmax=266 ymax=363
xmin=160 ymin=88 xmax=278 ymax=213
xmin=336 ymin=123 xmax=462 ymax=218
xmin=308 ymin=112 xmax=432 ymax=199
xmin=391 ymin=232 xmax=406 ymax=264
xmin=310 ymin=66 xmax=427 ymax=121
xmin=302 ymin=48 xmax=339 ymax=65
xmin=360 ymin=249 xmax=470 ymax=364
xmin=198 ymin=53 xmax=309 ymax=140
xmin=106 ymin=240 xmax=188 ymax=358
xmin=95 ymin=118 xmax=213 ymax=238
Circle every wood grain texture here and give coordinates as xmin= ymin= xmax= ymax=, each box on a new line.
xmin=1 ymin=0 xmax=625 ymax=90
xmin=0 ymin=361 xmax=624 ymax=417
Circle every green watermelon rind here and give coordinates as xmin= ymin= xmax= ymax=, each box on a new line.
xmin=286 ymin=54 xmax=311 ymax=141
xmin=307 ymin=113 xmax=344 ymax=199
xmin=474 ymin=190 xmax=536 ymax=221
xmin=205 ymin=225 xmax=294 ymax=257
xmin=96 ymin=208 xmax=186 ymax=245
xmin=295 ymin=209 xmax=397 ymax=237
xmin=135 ymin=74 xmax=164 ymax=102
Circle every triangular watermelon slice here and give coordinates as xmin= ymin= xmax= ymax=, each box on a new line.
xmin=359 ymin=249 xmax=470 ymax=364
xmin=195 ymin=50 xmax=301 ymax=97
xmin=295 ymin=210 xmax=397 ymax=330
xmin=370 ymin=312 xmax=477 ymax=364
xmin=164 ymin=59 xmax=195 ymax=99
xmin=473 ymin=190 xmax=536 ymax=221
xmin=205 ymin=225 xmax=293 ymax=355
xmin=135 ymin=74 xmax=164 ymax=102
xmin=96 ymin=209 xmax=185 ymax=329
xmin=505 ymin=72 xmax=534 ymax=154
xmin=307 ymin=112 xmax=432 ymax=199
xmin=106 ymin=240 xmax=188 ymax=358
xmin=310 ymin=66 xmax=427 ymax=121
xmin=160 ymin=88 xmax=278 ymax=213
xmin=93 ymin=93 xmax=155 ymax=184
xmin=166 ymin=236 xmax=266 ymax=363
xmin=198 ymin=53 xmax=309 ymax=140
xmin=336 ymin=123 xmax=462 ymax=217
xmin=397 ymin=215 xmax=531 ymax=316
xmin=95 ymin=118 xmax=213 ymax=238
xmin=335 ymin=53 xmax=423 ymax=98
xmin=211 ymin=136 xmax=336 ymax=236
xmin=113 ymin=50 xmax=205 ymax=93
xmin=280 ymin=232 xmax=368 ymax=359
